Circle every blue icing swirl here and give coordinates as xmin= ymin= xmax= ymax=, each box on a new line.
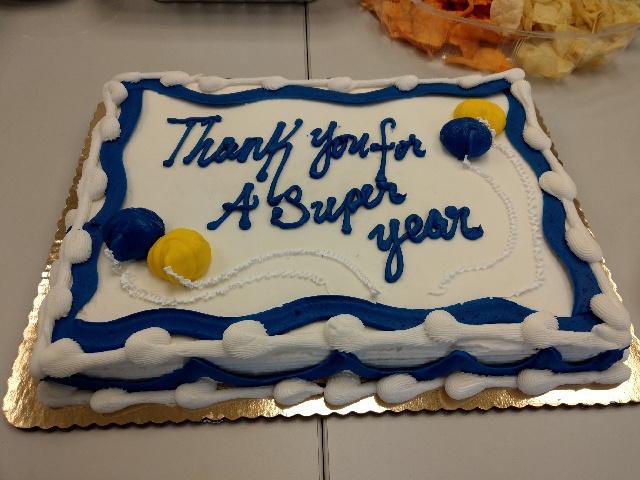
xmin=102 ymin=207 xmax=165 ymax=261
xmin=439 ymin=117 xmax=493 ymax=160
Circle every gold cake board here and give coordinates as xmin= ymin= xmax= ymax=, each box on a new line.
xmin=4 ymin=104 xmax=640 ymax=429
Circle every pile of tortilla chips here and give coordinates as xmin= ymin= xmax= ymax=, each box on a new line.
xmin=362 ymin=0 xmax=640 ymax=77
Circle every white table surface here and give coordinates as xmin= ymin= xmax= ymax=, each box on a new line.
xmin=1 ymin=1 xmax=639 ymax=478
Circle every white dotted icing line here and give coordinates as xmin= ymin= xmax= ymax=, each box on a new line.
xmin=168 ymin=248 xmax=380 ymax=295
xmin=118 ymin=269 xmax=329 ymax=307
xmin=430 ymin=135 xmax=544 ymax=297
xmin=429 ymin=150 xmax=519 ymax=296
xmin=494 ymin=140 xmax=545 ymax=296
xmin=115 ymin=69 xmax=528 ymax=94
xmin=104 ymin=247 xmax=380 ymax=307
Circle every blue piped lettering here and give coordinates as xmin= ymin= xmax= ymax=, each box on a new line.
xmin=208 ymin=182 xmax=259 ymax=231
xmin=163 ymin=114 xmax=478 ymax=286
xmin=369 ymin=117 xmax=396 ymax=183
xmin=309 ymin=121 xmax=371 ymax=179
xmin=395 ymin=134 xmax=426 ymax=160
xmin=368 ymin=206 xmax=483 ymax=283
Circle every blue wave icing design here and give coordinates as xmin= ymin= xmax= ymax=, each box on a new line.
xmin=53 ymin=296 xmax=600 ymax=352
xmin=49 ymin=77 xmax=616 ymax=394
xmin=49 ymin=347 xmax=626 ymax=392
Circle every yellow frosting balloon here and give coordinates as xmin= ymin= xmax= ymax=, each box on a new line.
xmin=453 ymin=99 xmax=506 ymax=135
xmin=147 ymin=228 xmax=211 ymax=283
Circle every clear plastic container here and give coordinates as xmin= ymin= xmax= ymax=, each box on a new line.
xmin=366 ymin=0 xmax=639 ymax=78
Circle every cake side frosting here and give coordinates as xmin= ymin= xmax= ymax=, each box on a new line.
xmin=30 ymin=70 xmax=632 ymax=413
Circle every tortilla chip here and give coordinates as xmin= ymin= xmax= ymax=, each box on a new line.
xmin=362 ymin=0 xmax=640 ymax=76
xmin=412 ymin=6 xmax=451 ymax=50
xmin=445 ymin=46 xmax=515 ymax=71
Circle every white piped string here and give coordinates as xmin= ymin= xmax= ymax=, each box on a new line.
xmin=104 ymin=248 xmax=122 ymax=274
xmin=118 ymin=269 xmax=329 ymax=307
xmin=107 ymin=248 xmax=380 ymax=307
xmin=494 ymin=140 xmax=545 ymax=296
xmin=429 ymin=152 xmax=518 ymax=295
xmin=429 ymin=138 xmax=544 ymax=298
xmin=166 ymin=249 xmax=380 ymax=296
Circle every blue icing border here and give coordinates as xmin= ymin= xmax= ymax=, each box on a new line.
xmin=51 ymin=78 xmax=610 ymax=390
xmin=52 ymin=296 xmax=600 ymax=353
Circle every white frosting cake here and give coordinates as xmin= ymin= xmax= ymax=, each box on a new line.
xmin=30 ymin=70 xmax=632 ymax=413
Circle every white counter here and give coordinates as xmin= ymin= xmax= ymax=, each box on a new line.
xmin=1 ymin=1 xmax=639 ymax=478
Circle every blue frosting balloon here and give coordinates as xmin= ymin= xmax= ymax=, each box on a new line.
xmin=102 ymin=208 xmax=166 ymax=261
xmin=439 ymin=117 xmax=493 ymax=161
